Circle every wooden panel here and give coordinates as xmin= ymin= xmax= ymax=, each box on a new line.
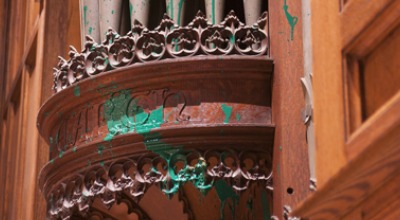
xmin=362 ymin=25 xmax=400 ymax=118
xmin=341 ymin=0 xmax=397 ymax=49
xmin=269 ymin=0 xmax=310 ymax=217
xmin=309 ymin=0 xmax=347 ymax=187
xmin=342 ymin=174 xmax=400 ymax=220
xmin=292 ymin=92 xmax=400 ymax=219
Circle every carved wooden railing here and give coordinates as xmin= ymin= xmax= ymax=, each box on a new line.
xmin=39 ymin=9 xmax=273 ymax=220
xmin=54 ymin=11 xmax=268 ymax=93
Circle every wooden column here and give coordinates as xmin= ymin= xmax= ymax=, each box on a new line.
xmin=205 ymin=0 xmax=224 ymax=25
xmin=269 ymin=0 xmax=310 ymax=218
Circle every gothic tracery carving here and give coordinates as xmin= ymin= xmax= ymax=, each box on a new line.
xmin=52 ymin=11 xmax=269 ymax=93
xmin=46 ymin=149 xmax=273 ymax=219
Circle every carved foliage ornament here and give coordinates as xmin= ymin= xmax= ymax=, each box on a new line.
xmin=46 ymin=149 xmax=273 ymax=220
xmin=53 ymin=11 xmax=269 ymax=93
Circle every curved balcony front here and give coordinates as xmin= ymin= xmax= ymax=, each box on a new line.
xmin=37 ymin=11 xmax=274 ymax=220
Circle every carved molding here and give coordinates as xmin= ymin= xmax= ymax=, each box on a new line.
xmin=46 ymin=149 xmax=272 ymax=219
xmin=53 ymin=11 xmax=269 ymax=93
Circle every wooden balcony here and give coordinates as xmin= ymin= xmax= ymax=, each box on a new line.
xmin=37 ymin=11 xmax=274 ymax=219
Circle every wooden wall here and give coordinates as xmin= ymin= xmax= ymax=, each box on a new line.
xmin=0 ymin=0 xmax=81 ymax=219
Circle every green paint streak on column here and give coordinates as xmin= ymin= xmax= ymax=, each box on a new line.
xmin=261 ymin=191 xmax=271 ymax=220
xmin=283 ymin=0 xmax=298 ymax=41
xmin=221 ymin=104 xmax=233 ymax=124
xmin=211 ymin=0 xmax=216 ymax=24
xmin=88 ymin=27 xmax=93 ymax=35
xmin=215 ymin=179 xmax=239 ymax=220
xmin=129 ymin=2 xmax=133 ymax=18
xmin=83 ymin=5 xmax=88 ymax=26
xmin=177 ymin=0 xmax=185 ymax=25
xmin=74 ymin=85 xmax=80 ymax=97
xmin=167 ymin=0 xmax=174 ymax=20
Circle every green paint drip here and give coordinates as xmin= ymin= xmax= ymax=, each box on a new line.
xmin=83 ymin=5 xmax=88 ymax=26
xmin=221 ymin=104 xmax=233 ymax=124
xmin=88 ymin=27 xmax=93 ymax=35
xmin=73 ymin=146 xmax=77 ymax=153
xmin=261 ymin=191 xmax=271 ymax=220
xmin=215 ymin=179 xmax=239 ymax=220
xmin=74 ymin=85 xmax=80 ymax=97
xmin=236 ymin=113 xmax=241 ymax=121
xmin=230 ymin=34 xmax=235 ymax=45
xmin=211 ymin=0 xmax=216 ymax=24
xmin=283 ymin=0 xmax=298 ymax=41
xmin=112 ymin=10 xmax=114 ymax=14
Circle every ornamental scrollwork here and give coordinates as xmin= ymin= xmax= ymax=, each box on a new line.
xmin=52 ymin=10 xmax=269 ymax=93
xmin=46 ymin=149 xmax=272 ymax=220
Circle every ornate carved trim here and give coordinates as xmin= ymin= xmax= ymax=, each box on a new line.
xmin=46 ymin=149 xmax=273 ymax=219
xmin=53 ymin=11 xmax=269 ymax=93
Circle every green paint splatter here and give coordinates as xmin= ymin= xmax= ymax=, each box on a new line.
xmin=49 ymin=137 xmax=53 ymax=144
xmin=58 ymin=150 xmax=64 ymax=158
xmin=83 ymin=5 xmax=88 ymax=26
xmin=215 ymin=179 xmax=239 ymax=220
xmin=221 ymin=104 xmax=232 ymax=124
xmin=97 ymin=144 xmax=105 ymax=155
xmin=74 ymin=85 xmax=80 ymax=97
xmin=211 ymin=0 xmax=216 ymax=24
xmin=50 ymin=159 xmax=55 ymax=164
xmin=88 ymin=26 xmax=93 ymax=35
xmin=283 ymin=0 xmax=298 ymax=41
xmin=103 ymin=90 xmax=164 ymax=141
xmin=236 ymin=113 xmax=241 ymax=121
xmin=261 ymin=191 xmax=271 ymax=220
xmin=73 ymin=146 xmax=77 ymax=153
xmin=100 ymin=161 xmax=105 ymax=166
xmin=111 ymin=10 xmax=114 ymax=14
xmin=143 ymin=133 xmax=212 ymax=197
